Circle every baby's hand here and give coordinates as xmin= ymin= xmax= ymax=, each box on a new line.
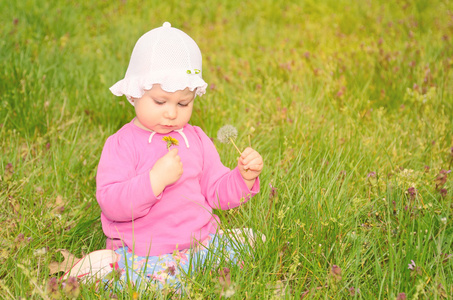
xmin=149 ymin=148 xmax=183 ymax=196
xmin=238 ymin=147 xmax=263 ymax=188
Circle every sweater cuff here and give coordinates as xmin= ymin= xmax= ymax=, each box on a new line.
xmin=137 ymin=170 xmax=162 ymax=202
xmin=233 ymin=166 xmax=260 ymax=196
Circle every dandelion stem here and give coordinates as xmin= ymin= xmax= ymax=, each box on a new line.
xmin=229 ymin=138 xmax=242 ymax=155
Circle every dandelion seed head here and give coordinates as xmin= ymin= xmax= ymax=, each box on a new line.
xmin=217 ymin=125 xmax=238 ymax=144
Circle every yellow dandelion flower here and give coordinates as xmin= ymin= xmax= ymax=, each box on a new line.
xmin=163 ymin=136 xmax=179 ymax=150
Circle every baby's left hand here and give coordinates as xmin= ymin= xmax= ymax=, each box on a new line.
xmin=238 ymin=147 xmax=263 ymax=183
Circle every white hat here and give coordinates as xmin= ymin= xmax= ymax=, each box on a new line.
xmin=110 ymin=22 xmax=208 ymax=105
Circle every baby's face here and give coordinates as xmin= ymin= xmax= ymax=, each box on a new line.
xmin=132 ymin=85 xmax=195 ymax=134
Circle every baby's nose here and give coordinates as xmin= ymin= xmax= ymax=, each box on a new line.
xmin=165 ymin=106 xmax=177 ymax=119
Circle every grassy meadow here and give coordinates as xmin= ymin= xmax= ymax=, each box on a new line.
xmin=1 ymin=0 xmax=453 ymax=298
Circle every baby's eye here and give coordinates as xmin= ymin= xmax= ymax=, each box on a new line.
xmin=178 ymin=102 xmax=189 ymax=107
xmin=153 ymin=99 xmax=165 ymax=105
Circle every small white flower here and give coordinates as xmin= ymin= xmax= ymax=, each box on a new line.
xmin=346 ymin=231 xmax=357 ymax=240
xmin=33 ymin=247 xmax=47 ymax=256
xmin=441 ymin=217 xmax=447 ymax=225
xmin=220 ymin=285 xmax=236 ymax=298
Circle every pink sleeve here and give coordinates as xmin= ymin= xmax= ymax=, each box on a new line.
xmin=96 ymin=135 xmax=159 ymax=221
xmin=194 ymin=127 xmax=260 ymax=210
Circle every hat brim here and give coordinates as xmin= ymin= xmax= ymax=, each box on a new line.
xmin=110 ymin=71 xmax=207 ymax=105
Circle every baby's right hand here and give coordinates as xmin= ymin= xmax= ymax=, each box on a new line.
xmin=149 ymin=148 xmax=183 ymax=196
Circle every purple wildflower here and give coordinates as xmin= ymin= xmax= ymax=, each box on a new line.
xmin=330 ymin=265 xmax=342 ymax=281
xmin=397 ymin=293 xmax=407 ymax=300
xmin=165 ymin=262 xmax=177 ymax=276
xmin=348 ymin=287 xmax=359 ymax=296
xmin=408 ymin=260 xmax=422 ymax=276
xmin=5 ymin=163 xmax=14 ymax=177
xmin=16 ymin=233 xmax=25 ymax=243
xmin=435 ymin=169 xmax=451 ymax=190
xmin=407 ymin=187 xmax=417 ymax=200
xmin=269 ymin=183 xmax=277 ymax=200
xmin=56 ymin=206 xmax=65 ymax=214
xmin=218 ymin=267 xmax=231 ymax=287
xmin=441 ymin=253 xmax=452 ymax=264
xmin=63 ymin=276 xmax=80 ymax=298
xmin=367 ymin=171 xmax=378 ymax=186
xmin=47 ymin=278 xmax=61 ymax=299
xmin=367 ymin=171 xmax=376 ymax=178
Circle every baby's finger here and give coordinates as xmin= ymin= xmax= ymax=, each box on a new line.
xmin=244 ymin=160 xmax=263 ymax=171
xmin=240 ymin=147 xmax=255 ymax=159
xmin=246 ymin=156 xmax=263 ymax=166
xmin=241 ymin=154 xmax=261 ymax=166
xmin=241 ymin=152 xmax=261 ymax=166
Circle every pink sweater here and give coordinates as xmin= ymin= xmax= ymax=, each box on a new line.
xmin=96 ymin=120 xmax=260 ymax=256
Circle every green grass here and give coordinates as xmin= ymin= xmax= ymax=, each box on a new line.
xmin=1 ymin=0 xmax=452 ymax=298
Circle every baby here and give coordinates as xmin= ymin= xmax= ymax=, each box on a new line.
xmin=95 ymin=22 xmax=263 ymax=290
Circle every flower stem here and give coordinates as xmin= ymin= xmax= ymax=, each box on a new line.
xmin=229 ymin=138 xmax=242 ymax=155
